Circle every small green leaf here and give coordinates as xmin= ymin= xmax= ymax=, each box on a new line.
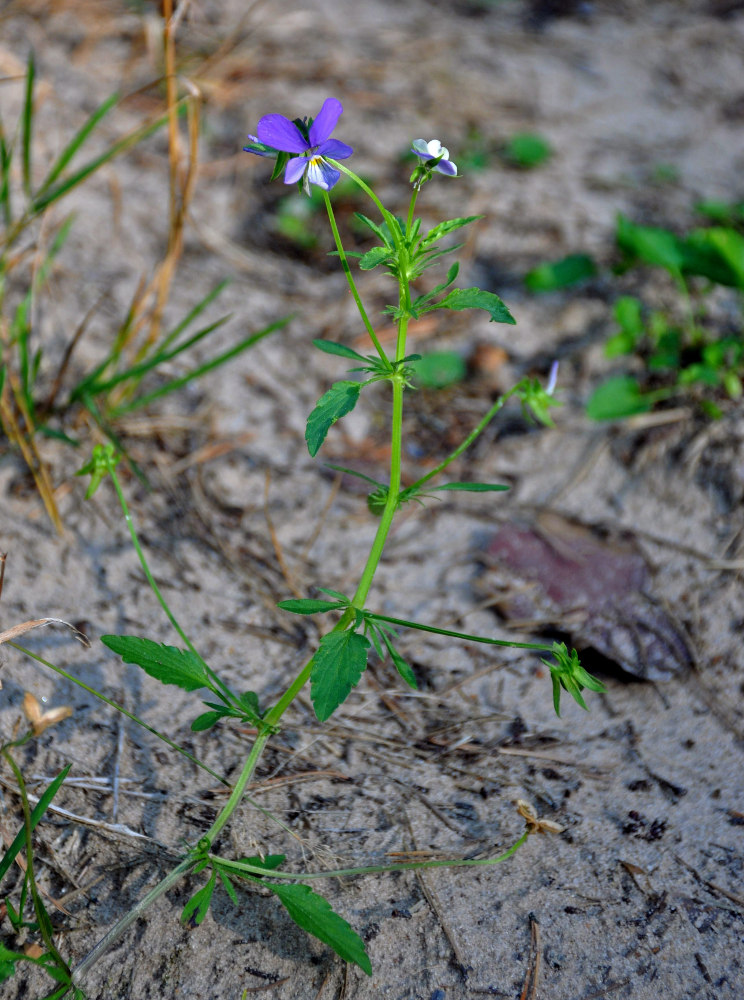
xmin=218 ymin=871 xmax=239 ymax=907
xmin=277 ymin=599 xmax=345 ymax=615
xmin=191 ymin=710 xmax=226 ymax=732
xmin=430 ymin=482 xmax=510 ymax=493
xmin=305 ymin=380 xmax=362 ymax=457
xmin=325 ymin=464 xmax=384 ymax=487
xmin=239 ymin=691 xmax=262 ymax=718
xmin=268 ymin=882 xmax=372 ymax=975
xmin=586 ymin=376 xmax=653 ymax=421
xmin=380 ymin=632 xmax=417 ymax=689
xmin=312 ymin=339 xmax=367 ymax=361
xmin=359 ymin=246 xmax=393 ymax=270
xmin=181 ymin=873 xmax=216 ymax=927
xmin=524 ymin=254 xmax=596 ymax=292
xmin=101 ymin=635 xmax=211 ymax=692
xmin=354 ymin=212 xmax=391 ymax=245
xmin=311 ymin=629 xmax=370 ymax=721
xmin=502 ymin=132 xmax=552 ymax=169
xmin=434 ymin=287 xmax=516 ymax=325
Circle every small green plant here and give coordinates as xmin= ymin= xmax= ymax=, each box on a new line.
xmin=6 ymin=102 xmax=603 ymax=994
xmin=501 ymin=132 xmax=552 ymax=169
xmin=586 ymin=212 xmax=744 ymax=419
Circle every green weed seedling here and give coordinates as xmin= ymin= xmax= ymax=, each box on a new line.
xmin=8 ymin=99 xmax=604 ymax=994
xmin=523 ymin=207 xmax=744 ymax=420
xmin=501 ymin=132 xmax=552 ymax=170
xmin=0 ymin=53 xmax=286 ymax=529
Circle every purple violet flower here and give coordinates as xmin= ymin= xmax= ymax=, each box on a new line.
xmin=411 ymin=139 xmax=457 ymax=177
xmin=244 ymin=98 xmax=353 ymax=194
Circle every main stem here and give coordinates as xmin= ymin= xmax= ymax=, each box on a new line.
xmin=73 ymin=184 xmax=411 ymax=987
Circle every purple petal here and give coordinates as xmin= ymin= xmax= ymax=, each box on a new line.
xmin=308 ymin=98 xmax=343 ymax=146
xmin=306 ymin=157 xmax=340 ymax=190
xmin=256 ymin=114 xmax=308 ymax=154
xmin=435 ymin=159 xmax=457 ymax=176
xmin=317 ymin=139 xmax=353 ymax=160
xmin=283 ymin=156 xmax=309 ymax=185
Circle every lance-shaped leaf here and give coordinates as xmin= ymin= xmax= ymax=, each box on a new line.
xmin=312 ymin=339 xmax=367 ymax=361
xmin=311 ymin=629 xmax=370 ymax=721
xmin=278 ymin=598 xmax=346 ymax=615
xmin=306 ymin=380 xmax=362 ymax=457
xmin=418 ymin=215 xmax=483 ymax=249
xmin=429 ymin=482 xmax=510 ymax=493
xmin=379 ymin=630 xmax=417 ymax=689
xmin=181 ymin=873 xmax=216 ymax=927
xmin=101 ymin=635 xmax=211 ymax=692
xmin=268 ymin=882 xmax=372 ymax=975
xmin=430 ymin=287 xmax=516 ymax=325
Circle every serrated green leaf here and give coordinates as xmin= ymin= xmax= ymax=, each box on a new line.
xmin=311 ymin=630 xmax=370 ymax=721
xmin=381 ymin=632 xmax=417 ymax=689
xmin=305 ymin=380 xmax=361 ymax=457
xmin=419 ymin=216 xmax=482 ymax=249
xmin=312 ymin=339 xmax=367 ymax=361
xmin=181 ymin=873 xmax=216 ymax=927
xmin=433 ymin=287 xmax=516 ymax=324
xmin=268 ymin=882 xmax=372 ymax=974
xmin=359 ymin=246 xmax=393 ymax=270
xmin=101 ymin=635 xmax=211 ymax=692
xmin=431 ymin=482 xmax=510 ymax=493
xmin=277 ymin=599 xmax=345 ymax=615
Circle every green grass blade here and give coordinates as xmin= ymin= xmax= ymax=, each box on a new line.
xmin=0 ymin=764 xmax=71 ymax=884
xmin=34 ymin=91 xmax=119 ymax=200
xmin=30 ymin=104 xmax=181 ymax=215
xmin=21 ymin=53 xmax=35 ymax=198
xmin=75 ymin=315 xmax=230 ymax=400
xmin=158 ymin=280 xmax=229 ymax=354
xmin=0 ymin=119 xmax=12 ymax=227
xmin=108 ymin=316 xmax=290 ymax=418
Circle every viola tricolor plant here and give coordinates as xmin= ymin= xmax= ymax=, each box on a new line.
xmin=10 ymin=97 xmax=603 ymax=995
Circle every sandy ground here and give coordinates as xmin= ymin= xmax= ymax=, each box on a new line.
xmin=1 ymin=1 xmax=744 ymax=998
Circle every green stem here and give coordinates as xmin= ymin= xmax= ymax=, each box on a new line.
xmin=106 ymin=455 xmax=237 ymax=709
xmin=366 ymin=613 xmax=553 ymax=651
xmin=405 ymin=385 xmax=518 ymax=496
xmin=406 ymin=189 xmax=418 ymax=239
xmin=329 ymin=161 xmax=395 ymax=233
xmin=71 ymin=857 xmax=195 ymax=988
xmin=211 ymin=829 xmax=530 ymax=882
xmin=322 ymin=191 xmax=389 ymax=367
xmin=9 ymin=642 xmax=229 ymax=787
xmin=352 ymin=374 xmax=404 ymax=607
